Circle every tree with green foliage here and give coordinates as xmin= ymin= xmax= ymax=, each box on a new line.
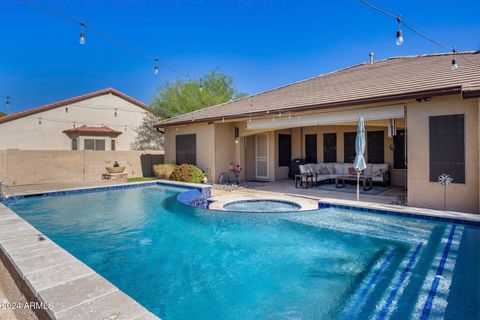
xmin=150 ymin=70 xmax=246 ymax=118
xmin=131 ymin=112 xmax=164 ymax=150
xmin=0 ymin=112 xmax=6 ymax=118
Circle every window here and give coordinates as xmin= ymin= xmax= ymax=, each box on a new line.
xmin=343 ymin=132 xmax=356 ymax=163
xmin=278 ymin=134 xmax=291 ymax=167
xmin=305 ymin=134 xmax=317 ymax=163
xmin=71 ymin=138 xmax=78 ymax=151
xmin=367 ymin=131 xmax=385 ymax=164
xmin=84 ymin=139 xmax=94 ymax=150
xmin=393 ymin=130 xmax=406 ymax=169
xmin=111 ymin=140 xmax=116 ymax=151
xmin=323 ymin=133 xmax=337 ymax=163
xmin=84 ymin=139 xmax=106 ymax=151
xmin=429 ymin=114 xmax=465 ymax=183
xmin=95 ymin=140 xmax=105 ymax=151
xmin=176 ymin=134 xmax=196 ymax=165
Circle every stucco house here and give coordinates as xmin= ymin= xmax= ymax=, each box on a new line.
xmin=0 ymin=88 xmax=150 ymax=151
xmin=157 ymin=51 xmax=480 ymax=213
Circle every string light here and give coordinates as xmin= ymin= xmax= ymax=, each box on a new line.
xmin=19 ymin=0 xmax=191 ymax=78
xmin=5 ymin=97 xmax=10 ymax=108
xmin=154 ymin=59 xmax=159 ymax=75
xmin=114 ymin=108 xmax=118 ymax=117
xmin=451 ymin=49 xmax=458 ymax=70
xmin=38 ymin=117 xmax=42 ymax=125
xmin=79 ymin=21 xmax=86 ymax=45
xmin=395 ymin=17 xmax=403 ymax=46
xmin=65 ymin=107 xmax=69 ymax=113
xmin=359 ymin=0 xmax=480 ymax=70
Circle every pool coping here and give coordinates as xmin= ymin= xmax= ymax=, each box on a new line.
xmin=316 ymin=198 xmax=480 ymax=226
xmin=208 ymin=194 xmax=318 ymax=212
xmin=0 ymin=180 xmax=212 ymax=320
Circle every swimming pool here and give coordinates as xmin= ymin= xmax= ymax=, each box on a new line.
xmin=222 ymin=199 xmax=301 ymax=212
xmin=4 ymin=185 xmax=480 ymax=320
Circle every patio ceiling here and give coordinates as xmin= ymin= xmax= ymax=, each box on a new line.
xmin=246 ymin=104 xmax=405 ymax=131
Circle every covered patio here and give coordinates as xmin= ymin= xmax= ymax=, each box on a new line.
xmin=239 ymin=103 xmax=407 ymax=204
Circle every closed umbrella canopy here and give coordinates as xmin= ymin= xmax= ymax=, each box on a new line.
xmin=353 ymin=116 xmax=367 ymax=172
xmin=354 ymin=116 xmax=366 ymax=201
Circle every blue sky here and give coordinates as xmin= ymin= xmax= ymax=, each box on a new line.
xmin=1 ymin=0 xmax=479 ymax=113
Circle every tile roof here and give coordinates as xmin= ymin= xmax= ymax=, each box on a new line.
xmin=0 ymin=88 xmax=149 ymax=125
xmin=158 ymin=51 xmax=480 ymax=126
xmin=63 ymin=125 xmax=122 ymax=136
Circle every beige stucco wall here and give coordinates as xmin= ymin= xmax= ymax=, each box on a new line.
xmin=408 ymin=95 xmax=479 ymax=213
xmin=0 ymin=149 xmax=164 ymax=186
xmin=0 ymin=93 xmax=148 ymax=151
xmin=164 ymin=123 xmax=216 ymax=180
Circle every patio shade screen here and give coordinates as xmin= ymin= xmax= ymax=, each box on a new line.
xmin=247 ymin=104 xmax=405 ymax=130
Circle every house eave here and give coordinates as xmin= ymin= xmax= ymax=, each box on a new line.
xmin=156 ymin=86 xmax=462 ymax=127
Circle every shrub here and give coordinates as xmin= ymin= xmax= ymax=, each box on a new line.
xmin=153 ymin=164 xmax=177 ymax=180
xmin=113 ymin=161 xmax=120 ymax=168
xmin=169 ymin=164 xmax=205 ymax=183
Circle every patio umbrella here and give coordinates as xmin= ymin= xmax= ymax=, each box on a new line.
xmin=353 ymin=116 xmax=367 ymax=201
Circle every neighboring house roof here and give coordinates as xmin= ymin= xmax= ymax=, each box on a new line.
xmin=158 ymin=51 xmax=480 ymax=126
xmin=0 ymin=88 xmax=149 ymax=125
xmin=63 ymin=125 xmax=122 ymax=136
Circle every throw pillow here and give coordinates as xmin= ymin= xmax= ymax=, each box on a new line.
xmin=373 ymin=169 xmax=383 ymax=177
xmin=320 ymin=167 xmax=330 ymax=174
xmin=348 ymin=167 xmax=356 ymax=175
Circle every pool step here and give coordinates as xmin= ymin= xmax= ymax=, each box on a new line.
xmin=284 ymin=210 xmax=435 ymax=244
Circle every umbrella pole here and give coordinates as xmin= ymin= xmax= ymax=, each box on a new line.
xmin=356 ymin=171 xmax=360 ymax=201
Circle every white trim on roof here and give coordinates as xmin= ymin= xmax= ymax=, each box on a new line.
xmin=246 ymin=104 xmax=405 ymax=130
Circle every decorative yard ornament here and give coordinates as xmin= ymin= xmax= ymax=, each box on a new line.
xmin=438 ymin=174 xmax=453 ymax=210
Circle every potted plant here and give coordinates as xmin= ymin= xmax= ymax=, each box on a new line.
xmin=106 ymin=161 xmax=125 ymax=174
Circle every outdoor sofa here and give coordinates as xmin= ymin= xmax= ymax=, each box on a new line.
xmin=298 ymin=162 xmax=390 ymax=187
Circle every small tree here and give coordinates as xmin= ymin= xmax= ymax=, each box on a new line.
xmin=151 ymin=70 xmax=246 ymax=119
xmin=131 ymin=112 xmax=164 ymax=150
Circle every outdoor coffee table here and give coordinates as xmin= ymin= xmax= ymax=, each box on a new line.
xmin=335 ymin=175 xmax=372 ymax=191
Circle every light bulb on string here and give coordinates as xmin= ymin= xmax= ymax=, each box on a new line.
xmin=79 ymin=22 xmax=86 ymax=45
xmin=395 ymin=17 xmax=404 ymax=46
xmin=5 ymin=97 xmax=10 ymax=108
xmin=451 ymin=49 xmax=458 ymax=70
xmin=154 ymin=59 xmax=159 ymax=75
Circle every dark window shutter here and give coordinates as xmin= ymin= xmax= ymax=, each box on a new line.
xmin=323 ymin=133 xmax=337 ymax=163
xmin=367 ymin=131 xmax=385 ymax=164
xmin=305 ymin=134 xmax=317 ymax=163
xmin=429 ymin=114 xmax=465 ymax=183
xmin=278 ymin=134 xmax=292 ymax=167
xmin=343 ymin=132 xmax=356 ymax=163
xmin=176 ymin=134 xmax=197 ymax=165
xmin=393 ymin=130 xmax=406 ymax=169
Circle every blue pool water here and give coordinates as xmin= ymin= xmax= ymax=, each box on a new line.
xmin=223 ymin=199 xmax=301 ymax=212
xmin=5 ymin=185 xmax=480 ymax=320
